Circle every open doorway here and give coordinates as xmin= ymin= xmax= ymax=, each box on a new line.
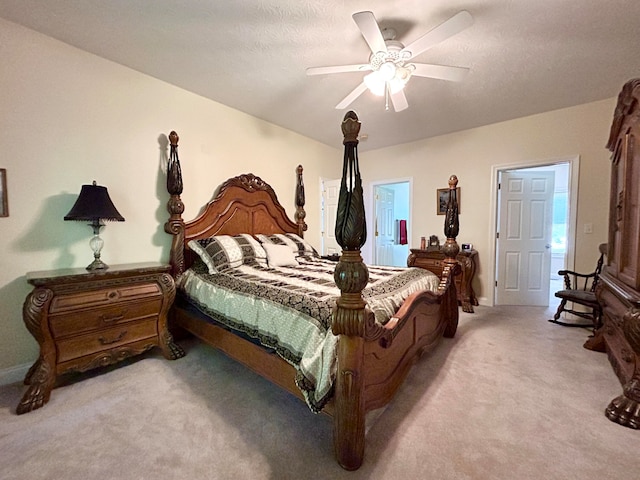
xmin=492 ymin=158 xmax=577 ymax=307
xmin=372 ymin=181 xmax=411 ymax=266
xmin=322 ymin=177 xmax=412 ymax=266
xmin=359 ymin=179 xmax=411 ymax=266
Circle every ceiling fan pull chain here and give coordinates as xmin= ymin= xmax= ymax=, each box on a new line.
xmin=384 ymin=83 xmax=390 ymax=111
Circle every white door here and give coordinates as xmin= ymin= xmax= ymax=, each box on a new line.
xmin=374 ymin=186 xmax=395 ymax=266
xmin=496 ymin=170 xmax=555 ymax=305
xmin=321 ymin=178 xmax=342 ymax=256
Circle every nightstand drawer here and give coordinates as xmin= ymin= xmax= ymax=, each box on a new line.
xmin=49 ymin=283 xmax=162 ymax=313
xmin=56 ymin=317 xmax=158 ymax=363
xmin=49 ymin=298 xmax=163 ymax=338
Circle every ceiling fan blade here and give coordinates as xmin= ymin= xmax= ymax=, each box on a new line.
xmin=306 ymin=64 xmax=371 ymax=76
xmin=390 ymin=89 xmax=409 ymax=112
xmin=335 ymin=82 xmax=368 ymax=110
xmin=411 ymin=63 xmax=470 ymax=82
xmin=402 ymin=10 xmax=473 ymax=60
xmin=352 ymin=11 xmax=388 ymax=54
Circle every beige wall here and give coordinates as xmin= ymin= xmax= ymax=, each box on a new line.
xmin=0 ymin=19 xmax=340 ymax=373
xmin=360 ymin=98 xmax=615 ymax=304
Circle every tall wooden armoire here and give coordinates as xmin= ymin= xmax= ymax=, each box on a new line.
xmin=597 ymin=78 xmax=640 ymax=429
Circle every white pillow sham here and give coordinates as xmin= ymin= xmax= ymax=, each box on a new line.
xmin=262 ymin=242 xmax=299 ymax=268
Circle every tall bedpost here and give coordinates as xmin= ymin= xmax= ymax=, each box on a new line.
xmin=332 ymin=111 xmax=369 ymax=471
xmin=164 ymin=131 xmax=186 ymax=278
xmin=294 ymin=164 xmax=307 ymax=236
xmin=440 ymin=175 xmax=461 ymax=336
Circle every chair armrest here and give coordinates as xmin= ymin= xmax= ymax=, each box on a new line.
xmin=557 ymin=270 xmax=596 ymax=279
xmin=557 ymin=270 xmax=597 ymax=291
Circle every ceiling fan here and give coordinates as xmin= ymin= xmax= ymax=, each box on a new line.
xmin=306 ymin=10 xmax=473 ymax=112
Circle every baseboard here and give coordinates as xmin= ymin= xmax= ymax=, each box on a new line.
xmin=477 ymin=296 xmax=489 ymax=306
xmin=0 ymin=363 xmax=30 ymax=386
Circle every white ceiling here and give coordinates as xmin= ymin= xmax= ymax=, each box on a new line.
xmin=1 ymin=0 xmax=639 ymax=151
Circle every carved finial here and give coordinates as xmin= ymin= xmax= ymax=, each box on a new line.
xmin=448 ymin=175 xmax=458 ymax=189
xmin=342 ymin=111 xmax=361 ymax=145
xmin=167 ymin=130 xmax=183 ymax=196
xmin=295 ymin=164 xmax=307 ymax=234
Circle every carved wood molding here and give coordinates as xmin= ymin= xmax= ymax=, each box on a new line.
xmin=607 ymin=78 xmax=640 ymax=151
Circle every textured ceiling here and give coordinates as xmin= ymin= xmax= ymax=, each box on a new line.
xmin=1 ymin=0 xmax=639 ymax=151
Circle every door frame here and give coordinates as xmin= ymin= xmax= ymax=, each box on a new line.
xmin=488 ymin=155 xmax=580 ymax=306
xmin=319 ymin=176 xmax=341 ymax=255
xmin=364 ymin=177 xmax=413 ymax=265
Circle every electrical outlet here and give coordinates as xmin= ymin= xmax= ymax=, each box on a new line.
xmin=584 ymin=223 xmax=593 ymax=234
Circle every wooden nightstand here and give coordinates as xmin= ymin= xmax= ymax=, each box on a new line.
xmin=17 ymin=262 xmax=185 ymax=414
xmin=408 ymin=248 xmax=479 ymax=313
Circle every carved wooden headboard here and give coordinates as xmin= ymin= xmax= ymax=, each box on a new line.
xmin=164 ymin=132 xmax=306 ymax=276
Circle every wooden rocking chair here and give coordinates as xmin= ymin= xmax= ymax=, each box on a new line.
xmin=549 ymin=243 xmax=607 ymax=329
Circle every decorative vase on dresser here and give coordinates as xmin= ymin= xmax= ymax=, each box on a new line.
xmin=17 ymin=262 xmax=185 ymax=414
xmin=597 ymin=78 xmax=640 ymax=429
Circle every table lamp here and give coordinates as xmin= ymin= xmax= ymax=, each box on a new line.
xmin=64 ymin=181 xmax=125 ymax=270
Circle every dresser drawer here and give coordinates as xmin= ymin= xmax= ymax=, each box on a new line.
xmin=414 ymin=258 xmax=444 ymax=274
xmin=56 ymin=317 xmax=158 ymax=363
xmin=420 ymin=258 xmax=443 ymax=268
xmin=49 ymin=298 xmax=163 ymax=338
xmin=49 ymin=283 xmax=162 ymax=313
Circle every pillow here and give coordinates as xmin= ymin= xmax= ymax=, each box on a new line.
xmin=256 ymin=233 xmax=319 ymax=258
xmin=188 ymin=234 xmax=267 ymax=274
xmin=262 ymin=242 xmax=299 ymax=268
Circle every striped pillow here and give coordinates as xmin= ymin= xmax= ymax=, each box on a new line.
xmin=188 ymin=234 xmax=267 ymax=274
xmin=255 ymin=233 xmax=319 ymax=258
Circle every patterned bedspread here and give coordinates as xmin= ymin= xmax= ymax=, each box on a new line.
xmin=177 ymin=257 xmax=440 ymax=412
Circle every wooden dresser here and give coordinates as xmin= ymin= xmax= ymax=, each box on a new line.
xmin=17 ymin=262 xmax=185 ymax=414
xmin=407 ymin=248 xmax=478 ymax=313
xmin=596 ymin=78 xmax=640 ymax=429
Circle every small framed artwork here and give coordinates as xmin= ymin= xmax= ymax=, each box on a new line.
xmin=0 ymin=169 xmax=7 ymax=217
xmin=437 ymin=187 xmax=460 ymax=215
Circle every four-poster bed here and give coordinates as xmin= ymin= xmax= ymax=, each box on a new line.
xmin=164 ymin=112 xmax=461 ymax=470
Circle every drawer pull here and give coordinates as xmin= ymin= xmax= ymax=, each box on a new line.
xmin=100 ymin=311 xmax=127 ymax=323
xmin=98 ymin=331 xmax=127 ymax=345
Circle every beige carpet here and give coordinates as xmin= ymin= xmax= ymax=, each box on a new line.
xmin=1 ymin=305 xmax=638 ymax=479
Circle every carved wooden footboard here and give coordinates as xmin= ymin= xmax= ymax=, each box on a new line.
xmin=164 ymin=113 xmax=460 ymax=470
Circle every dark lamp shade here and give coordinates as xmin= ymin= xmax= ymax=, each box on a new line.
xmin=64 ymin=182 xmax=125 ymax=222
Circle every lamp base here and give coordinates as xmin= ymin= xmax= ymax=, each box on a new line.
xmin=86 ymin=258 xmax=109 ymax=271
xmin=87 ymin=224 xmax=108 ymax=271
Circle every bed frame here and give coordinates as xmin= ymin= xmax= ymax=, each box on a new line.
xmin=164 ymin=112 xmax=461 ymax=470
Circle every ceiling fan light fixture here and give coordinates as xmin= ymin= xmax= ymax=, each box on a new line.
xmin=396 ymin=64 xmax=414 ymax=82
xmin=364 ymin=71 xmax=386 ymax=96
xmin=379 ymin=61 xmax=397 ymax=81
xmin=388 ymin=76 xmax=406 ymax=94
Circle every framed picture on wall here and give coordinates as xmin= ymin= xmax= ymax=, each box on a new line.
xmin=0 ymin=169 xmax=7 ymax=217
xmin=437 ymin=187 xmax=460 ymax=215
